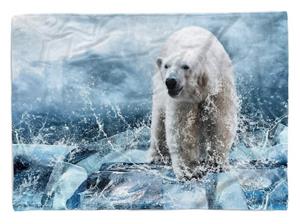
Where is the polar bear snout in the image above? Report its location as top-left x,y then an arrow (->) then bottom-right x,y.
165,77 -> 183,97
165,77 -> 177,89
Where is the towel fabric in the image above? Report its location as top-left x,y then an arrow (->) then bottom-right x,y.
12,12 -> 288,210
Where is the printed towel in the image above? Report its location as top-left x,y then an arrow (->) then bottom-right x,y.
12,12 -> 288,210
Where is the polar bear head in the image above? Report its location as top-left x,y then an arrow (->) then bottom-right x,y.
157,50 -> 220,103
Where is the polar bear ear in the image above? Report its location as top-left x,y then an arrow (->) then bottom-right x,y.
156,58 -> 163,68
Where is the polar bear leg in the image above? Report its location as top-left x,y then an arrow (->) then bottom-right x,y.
205,127 -> 232,172
213,98 -> 236,171
165,102 -> 203,180
149,105 -> 171,165
203,115 -> 234,172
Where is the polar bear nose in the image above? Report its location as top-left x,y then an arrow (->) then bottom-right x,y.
165,77 -> 177,89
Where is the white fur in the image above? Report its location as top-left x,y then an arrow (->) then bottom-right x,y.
149,26 -> 238,180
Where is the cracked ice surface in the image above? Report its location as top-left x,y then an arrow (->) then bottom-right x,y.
13,124 -> 287,210
12,13 -> 288,210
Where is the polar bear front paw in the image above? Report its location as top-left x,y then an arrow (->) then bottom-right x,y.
149,149 -> 171,165
173,163 -> 208,181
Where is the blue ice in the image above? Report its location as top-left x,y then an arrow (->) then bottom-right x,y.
13,124 -> 288,210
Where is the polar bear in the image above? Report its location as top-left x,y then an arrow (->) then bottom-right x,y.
149,26 -> 238,180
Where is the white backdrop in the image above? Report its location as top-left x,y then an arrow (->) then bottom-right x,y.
0,0 -> 299,223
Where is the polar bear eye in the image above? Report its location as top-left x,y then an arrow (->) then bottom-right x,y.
164,64 -> 170,69
181,65 -> 190,70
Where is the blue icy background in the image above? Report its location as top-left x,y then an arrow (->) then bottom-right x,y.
12,13 -> 288,210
